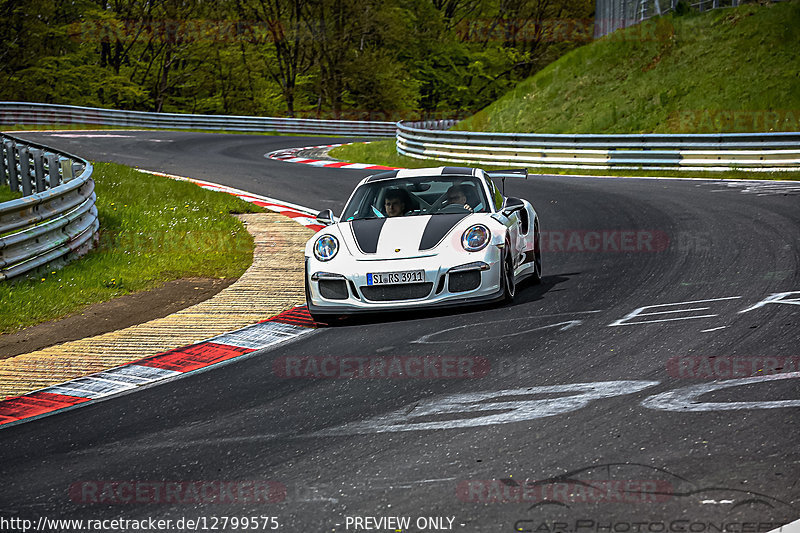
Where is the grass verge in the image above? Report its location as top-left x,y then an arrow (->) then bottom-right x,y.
0,161 -> 262,333
0,188 -> 22,203
329,140 -> 800,180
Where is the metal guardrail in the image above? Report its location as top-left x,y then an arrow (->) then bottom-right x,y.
0,102 -> 397,137
0,133 -> 98,281
396,122 -> 800,171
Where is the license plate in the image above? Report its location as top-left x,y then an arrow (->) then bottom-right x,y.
367,270 -> 425,285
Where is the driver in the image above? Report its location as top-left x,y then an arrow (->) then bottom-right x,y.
444,185 -> 473,212
384,188 -> 408,217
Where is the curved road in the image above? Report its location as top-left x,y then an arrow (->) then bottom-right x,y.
1,131 -> 798,531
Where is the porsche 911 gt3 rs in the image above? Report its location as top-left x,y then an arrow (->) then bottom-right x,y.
304,166 -> 541,321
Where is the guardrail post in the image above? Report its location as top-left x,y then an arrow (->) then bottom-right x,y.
0,143 -> 7,188
47,153 -> 61,188
18,147 -> 33,196
60,157 -> 74,181
4,141 -> 19,192
19,146 -> 33,196
32,148 -> 47,192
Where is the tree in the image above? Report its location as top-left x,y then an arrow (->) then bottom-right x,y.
236,0 -> 313,116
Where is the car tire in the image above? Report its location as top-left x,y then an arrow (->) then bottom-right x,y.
501,239 -> 516,303
531,219 -> 542,285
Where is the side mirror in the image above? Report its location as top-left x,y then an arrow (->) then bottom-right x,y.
501,197 -> 525,217
316,209 -> 337,226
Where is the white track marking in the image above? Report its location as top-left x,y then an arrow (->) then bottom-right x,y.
711,181 -> 800,196
49,133 -> 134,138
701,326 -> 728,333
641,372 -> 800,412
310,381 -> 660,435
768,519 -> 800,533
412,312 -> 601,344
614,315 -> 720,325
413,320 -> 583,344
738,291 -> 800,313
609,296 -> 742,326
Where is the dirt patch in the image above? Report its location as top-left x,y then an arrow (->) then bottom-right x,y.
0,277 -> 235,359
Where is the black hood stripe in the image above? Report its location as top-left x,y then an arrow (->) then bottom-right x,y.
351,218 -> 386,254
419,214 -> 469,251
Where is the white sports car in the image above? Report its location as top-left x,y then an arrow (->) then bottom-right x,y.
304,166 -> 541,321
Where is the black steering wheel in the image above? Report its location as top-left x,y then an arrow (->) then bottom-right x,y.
439,203 -> 471,214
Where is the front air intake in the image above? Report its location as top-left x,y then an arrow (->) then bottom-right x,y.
360,283 -> 433,301
319,279 -> 349,300
448,271 -> 481,293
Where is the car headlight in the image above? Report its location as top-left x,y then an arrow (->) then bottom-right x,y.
313,235 -> 339,261
461,225 -> 490,252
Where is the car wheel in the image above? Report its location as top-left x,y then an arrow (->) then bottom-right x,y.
501,240 -> 516,302
531,219 -> 542,284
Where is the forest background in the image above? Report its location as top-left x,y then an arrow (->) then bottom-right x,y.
0,0 -> 593,121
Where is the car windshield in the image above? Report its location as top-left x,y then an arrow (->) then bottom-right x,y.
340,175 -> 490,221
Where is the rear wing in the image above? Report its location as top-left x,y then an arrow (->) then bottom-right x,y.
485,168 -> 529,180
485,168 -> 528,194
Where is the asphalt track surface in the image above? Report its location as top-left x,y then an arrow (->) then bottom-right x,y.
1,132 -> 798,532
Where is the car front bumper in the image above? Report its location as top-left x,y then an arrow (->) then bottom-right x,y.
305,248 -> 505,315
